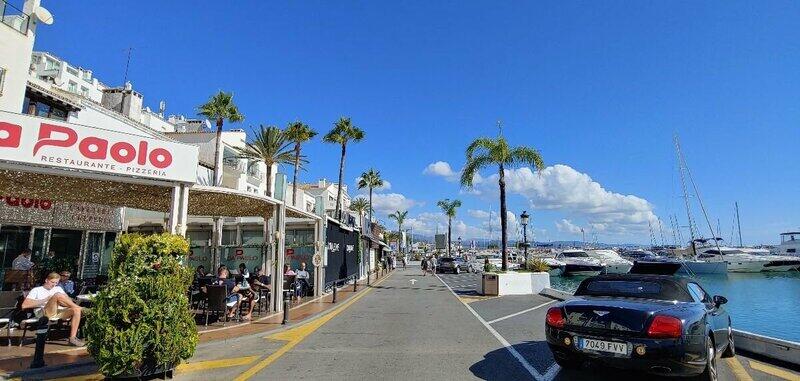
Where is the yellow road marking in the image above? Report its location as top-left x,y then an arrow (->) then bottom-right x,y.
41,355 -> 260,380
749,359 -> 800,380
175,355 -> 259,373
233,276 -> 388,381
725,358 -> 754,381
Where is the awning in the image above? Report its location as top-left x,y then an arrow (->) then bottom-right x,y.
26,81 -> 82,112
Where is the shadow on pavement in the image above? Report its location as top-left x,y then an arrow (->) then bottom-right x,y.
470,341 -> 681,381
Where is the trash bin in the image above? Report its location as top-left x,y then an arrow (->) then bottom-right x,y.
482,273 -> 499,296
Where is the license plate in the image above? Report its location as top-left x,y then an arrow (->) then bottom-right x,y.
579,338 -> 628,355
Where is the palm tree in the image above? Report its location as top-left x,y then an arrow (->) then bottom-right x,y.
437,199 -> 462,257
236,125 -> 297,197
388,210 -> 408,253
284,121 -> 317,206
197,91 -> 244,186
357,168 -> 384,226
460,135 -> 544,271
349,197 -> 371,230
323,117 -> 365,220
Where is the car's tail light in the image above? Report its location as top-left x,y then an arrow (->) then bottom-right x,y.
647,315 -> 682,338
546,307 -> 565,329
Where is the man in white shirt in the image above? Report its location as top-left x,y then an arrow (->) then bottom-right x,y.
11,249 -> 34,270
22,272 -> 84,346
295,262 -> 310,298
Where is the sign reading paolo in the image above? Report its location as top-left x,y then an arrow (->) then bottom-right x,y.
0,113 -> 198,183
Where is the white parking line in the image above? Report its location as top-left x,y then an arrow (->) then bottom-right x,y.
436,274 -> 559,381
485,300 -> 556,325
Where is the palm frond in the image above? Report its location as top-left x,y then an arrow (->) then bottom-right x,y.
508,147 -> 545,171
465,137 -> 496,160
460,153 -> 494,187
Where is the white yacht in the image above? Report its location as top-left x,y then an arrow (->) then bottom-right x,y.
531,254 -> 566,276
555,249 -> 605,276
586,249 -> 633,274
696,244 -> 800,273
774,232 -> 800,256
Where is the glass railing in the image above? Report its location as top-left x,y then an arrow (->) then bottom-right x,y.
1,0 -> 30,35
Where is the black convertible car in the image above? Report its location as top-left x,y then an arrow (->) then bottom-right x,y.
545,274 -> 734,380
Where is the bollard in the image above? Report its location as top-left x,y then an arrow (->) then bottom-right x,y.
30,317 -> 49,369
367,272 -> 371,286
353,277 -> 358,292
282,290 -> 291,325
332,285 -> 338,303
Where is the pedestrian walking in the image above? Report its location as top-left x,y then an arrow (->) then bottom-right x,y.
421,256 -> 428,276
401,256 -> 407,270
429,256 -> 437,275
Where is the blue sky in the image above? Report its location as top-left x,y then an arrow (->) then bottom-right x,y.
37,1 -> 800,245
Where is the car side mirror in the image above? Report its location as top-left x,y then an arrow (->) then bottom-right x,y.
713,295 -> 727,307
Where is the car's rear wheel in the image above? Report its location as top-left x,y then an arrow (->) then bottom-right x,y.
695,338 -> 718,381
722,327 -> 736,358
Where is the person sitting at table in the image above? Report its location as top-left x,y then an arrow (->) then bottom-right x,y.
295,262 -> 310,298
58,271 -> 76,297
249,267 -> 270,291
238,263 -> 250,278
194,265 -> 206,280
283,264 -> 296,276
12,249 -> 35,271
21,272 -> 84,346
205,267 -> 254,321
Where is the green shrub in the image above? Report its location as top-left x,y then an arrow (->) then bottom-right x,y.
525,258 -> 551,272
85,233 -> 198,377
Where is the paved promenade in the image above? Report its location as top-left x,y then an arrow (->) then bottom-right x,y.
8,267 -> 800,380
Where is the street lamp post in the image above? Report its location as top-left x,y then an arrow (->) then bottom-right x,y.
520,211 -> 530,265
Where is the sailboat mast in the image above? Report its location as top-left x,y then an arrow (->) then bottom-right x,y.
735,201 -> 743,247
674,136 -> 697,243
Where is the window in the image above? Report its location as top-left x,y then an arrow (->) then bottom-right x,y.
221,229 -> 238,245
45,58 -> 60,70
687,283 -> 711,304
80,87 -> 89,97
0,67 -> 5,96
66,66 -> 78,76
68,81 -> 77,93
788,249 -> 796,253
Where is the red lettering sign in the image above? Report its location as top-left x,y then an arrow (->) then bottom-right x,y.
30,122 -> 173,168
0,122 -> 22,148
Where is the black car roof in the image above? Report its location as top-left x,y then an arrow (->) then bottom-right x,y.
574,274 -> 695,302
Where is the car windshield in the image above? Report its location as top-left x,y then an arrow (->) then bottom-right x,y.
575,278 -> 693,302
440,258 -> 454,262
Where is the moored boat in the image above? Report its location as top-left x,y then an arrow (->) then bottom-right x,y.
556,249 -> 605,276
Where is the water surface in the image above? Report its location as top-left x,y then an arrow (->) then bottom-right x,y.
549,271 -> 800,343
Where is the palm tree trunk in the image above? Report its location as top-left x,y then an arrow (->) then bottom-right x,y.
213,118 -> 224,186
335,143 -> 346,220
266,163 -> 274,198
499,164 -> 508,271
292,142 -> 301,206
447,217 -> 452,258
368,187 -> 373,227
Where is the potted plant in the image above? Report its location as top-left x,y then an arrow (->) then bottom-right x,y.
85,233 -> 198,379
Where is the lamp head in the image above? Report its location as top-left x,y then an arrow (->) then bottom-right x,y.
520,210 -> 530,226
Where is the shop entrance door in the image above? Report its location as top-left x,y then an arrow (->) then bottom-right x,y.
48,229 -> 83,276
31,227 -> 50,262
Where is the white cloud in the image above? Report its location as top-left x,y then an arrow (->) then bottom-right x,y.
475,164 -> 660,236
370,193 -> 416,214
354,177 -> 391,191
468,209 -> 491,219
405,211 -> 488,239
556,219 -> 583,234
423,161 -> 457,180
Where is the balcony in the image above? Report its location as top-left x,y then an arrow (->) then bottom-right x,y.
1,0 -> 30,35
246,166 -> 263,187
